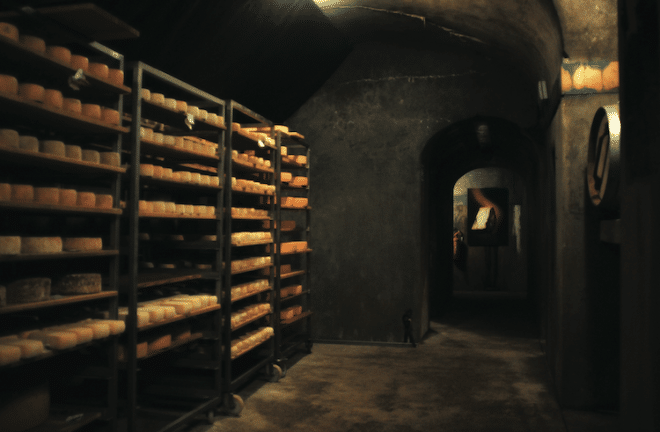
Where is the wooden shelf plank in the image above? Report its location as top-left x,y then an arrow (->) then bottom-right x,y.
280,270 -> 306,280
0,200 -> 122,216
140,100 -> 225,133
0,249 -> 118,262
137,211 -> 216,220
138,138 -> 219,164
231,214 -> 271,221
232,157 -> 274,174
139,175 -> 222,192
231,239 -> 273,247
137,304 -> 221,332
123,270 -> 205,290
281,311 -> 312,327
140,333 -> 203,361
231,187 -> 275,197
280,248 -> 313,256
230,310 -> 271,332
230,286 -> 272,304
230,263 -> 272,276
0,291 -> 117,314
230,334 -> 273,361
0,145 -> 126,175
280,290 -> 310,302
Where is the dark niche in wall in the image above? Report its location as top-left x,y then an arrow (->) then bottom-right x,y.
467,188 -> 509,246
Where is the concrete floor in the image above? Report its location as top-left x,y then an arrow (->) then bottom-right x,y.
182,292 -> 618,432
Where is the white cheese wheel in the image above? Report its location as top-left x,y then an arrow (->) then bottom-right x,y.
62,237 -> 102,252
0,22 -> 19,41
108,68 -> 124,86
50,325 -> 93,344
118,309 -> 150,327
18,136 -> 39,152
100,151 -> 120,166
175,100 -> 188,112
82,149 -> 100,163
152,133 -> 164,143
88,62 -> 109,79
140,127 -> 153,140
138,200 -> 153,213
152,165 -> 163,178
43,89 -> 63,109
165,202 -> 176,213
163,135 -> 175,145
59,189 -> 77,206
76,321 -> 109,339
0,74 -> 18,95
0,129 -> 19,148
40,140 -> 65,156
179,171 -> 192,182
151,93 -> 165,105
19,35 -> 46,53
95,194 -> 113,209
70,55 -> 89,71
18,83 -> 45,102
89,319 -> 125,335
164,98 -> 176,109
28,330 -> 78,349
34,187 -> 59,205
45,46 -> 71,65
148,334 -> 171,353
76,192 -> 96,207
190,172 -> 201,184
0,339 -> 45,359
140,88 -> 151,101
0,345 -> 21,365
160,301 -> 192,315
82,103 -> 101,119
53,273 -> 102,294
6,278 -> 51,304
63,98 -> 82,114
0,237 -> 21,255
138,306 -> 165,322
153,201 -> 166,213
101,107 -> 120,125
186,106 -> 199,117
175,204 -> 185,214
140,164 -> 154,176
184,205 -> 194,215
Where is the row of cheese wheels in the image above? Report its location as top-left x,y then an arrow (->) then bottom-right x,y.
258,196 -> 309,208
0,76 -> 120,124
138,200 -> 215,216
281,284 -> 304,298
230,279 -> 270,300
281,305 -> 304,321
232,150 -> 272,169
231,177 -> 276,195
118,323 -> 197,360
231,231 -> 272,245
140,163 -> 220,186
265,241 -> 308,254
280,172 -> 308,187
231,256 -> 271,273
241,125 -> 305,142
262,220 -> 296,231
230,303 -> 271,328
118,294 -> 219,327
139,262 -> 213,270
139,128 -> 218,156
136,233 -> 217,242
230,326 -> 275,359
235,124 -> 277,148
0,129 -> 121,165
231,207 -> 269,219
282,154 -> 307,166
0,237 -> 102,255
140,89 -> 224,127
0,183 -> 114,209
0,274 -> 102,308
0,318 -> 125,365
0,22 -> 124,86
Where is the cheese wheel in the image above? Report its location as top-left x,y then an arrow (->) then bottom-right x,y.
148,334 -> 171,353
194,205 -> 205,215
108,68 -> 124,86
40,140 -> 65,156
140,88 -> 151,101
172,172 -> 182,182
179,171 -> 192,182
175,100 -> 188,112
63,98 -> 82,114
59,189 -> 76,206
164,202 -> 176,213
186,106 -> 199,117
43,89 -> 64,109
0,339 -> 45,359
101,107 -> 120,125
151,93 -> 165,105
152,165 -> 163,178
118,309 -> 150,327
138,200 -> 153,213
28,330 -> 78,349
207,113 -> 219,125
88,62 -> 109,79
140,127 -> 154,140
206,206 -> 215,216
76,192 -> 95,207
45,46 -> 71,65
198,109 -> 208,121
70,55 -> 89,71
210,176 -> 220,187
152,133 -> 164,143
193,143 -> 203,154
153,201 -> 166,213
185,205 -> 194,215
140,164 -> 154,176
175,204 -> 185,214
137,306 -> 164,322
0,74 -> 18,95
191,173 -> 201,184
0,129 -> 19,148
6,278 -> 51,304
82,103 -> 101,119
52,325 -> 93,344
18,83 -> 45,102
34,187 -> 59,205
0,22 -> 19,41
281,172 -> 293,183
100,151 -> 120,166
199,175 -> 211,186
174,136 -> 185,148
183,139 -> 193,151
53,273 -> 102,294
62,237 -> 102,251
0,345 -> 21,365
95,194 -> 113,209
19,35 -> 46,53
295,155 -> 307,165
89,319 -> 125,335
160,301 -> 192,314
163,135 -> 175,146
82,149 -> 100,163
20,237 -> 61,254
76,321 -> 109,339
164,98 -> 177,109
18,136 -> 39,152
0,236 -> 21,255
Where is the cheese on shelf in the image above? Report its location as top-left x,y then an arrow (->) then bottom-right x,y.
0,74 -> 18,95
160,300 -> 192,315
34,187 -> 60,205
101,107 -> 120,125
108,68 -> 124,86
140,164 -> 154,176
18,83 -> 45,102
50,325 -> 93,344
21,237 -> 62,254
88,62 -> 109,78
151,93 -> 165,105
40,140 -> 65,156
62,237 -> 102,252
175,100 -> 188,112
153,201 -> 166,213
0,344 -> 21,365
164,98 -> 176,109
65,145 -> 82,160
82,149 -> 100,163
0,339 -> 45,359
81,103 -> 101,119
95,194 -> 113,209
0,22 -> 19,41
0,183 -> 9,201
59,189 -> 77,206
27,330 -> 77,349
63,98 -> 82,114
45,46 -> 71,65
0,236 -> 21,255
148,334 -> 172,354
0,285 -> 6,307
19,35 -> 46,53
152,133 -> 164,143
140,88 -> 151,101
281,172 -> 293,183
76,191 -> 96,207
140,127 -> 153,140
77,320 -> 110,339
138,306 -> 164,323
162,168 -> 173,179
163,135 -> 175,145
100,151 -> 120,166
118,309 -> 150,327
43,89 -> 64,109
52,273 -> 102,294
18,136 -> 39,152
70,55 -> 89,71
0,129 -> 19,148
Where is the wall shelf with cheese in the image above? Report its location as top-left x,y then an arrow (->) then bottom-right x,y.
120,62 -> 225,432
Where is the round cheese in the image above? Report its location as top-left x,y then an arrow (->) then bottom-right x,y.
148,334 -> 172,353
11,184 -> 34,202
0,236 -> 21,255
183,140 -> 193,151
175,204 -> 185,214
100,151 -> 120,166
21,237 -> 62,254
140,88 -> 151,101
6,278 -> 51,304
151,93 -> 165,105
153,201 -> 166,213
18,83 -> 45,102
199,175 -> 211,186
190,173 -> 201,184
210,176 -> 220,187
164,98 -> 176,109
76,192 -> 96,207
152,165 -> 163,178
186,106 -> 199,118
19,35 -> 46,53
194,205 -> 205,215
198,109 -> 208,121
18,136 -> 39,152
0,74 -> 18,95
179,171 -> 192,183
152,133 -> 164,143
140,127 -> 154,140
0,129 -> 19,148
76,321 -> 109,339
0,339 -> 45,359
70,55 -> 89,71
81,103 -> 101,119
206,206 -> 216,216
45,46 -> 71,66
162,168 -> 173,179
164,202 -> 176,213
0,22 -> 19,41
95,194 -> 113,209
160,301 -> 192,315
82,150 -> 100,163
172,136 -> 184,148
52,273 -> 102,295
140,164 -> 154,177
207,113 -> 219,125
193,143 -> 203,153
101,107 -> 120,125
137,306 -> 164,322
43,89 -> 63,109
88,62 -> 109,79
59,189 -> 76,206
0,183 -> 11,201
63,98 -> 82,114
172,172 -> 181,182
0,345 -> 21,365
62,237 -> 102,251
138,200 -> 153,213
176,100 -> 188,113
40,140 -> 65,156
108,68 -> 124,86
184,205 -> 194,215
88,319 -> 125,335
52,325 -> 93,344
163,135 -> 175,146
34,187 -> 59,205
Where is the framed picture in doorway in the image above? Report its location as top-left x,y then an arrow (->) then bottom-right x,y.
467,188 -> 509,246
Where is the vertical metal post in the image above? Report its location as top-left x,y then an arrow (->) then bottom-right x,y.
222,101 -> 234,397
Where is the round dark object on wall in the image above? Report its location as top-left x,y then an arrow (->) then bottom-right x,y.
587,103 -> 621,214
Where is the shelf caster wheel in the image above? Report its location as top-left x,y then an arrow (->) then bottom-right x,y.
225,394 -> 244,416
279,362 -> 288,378
305,339 -> 313,353
206,410 -> 215,424
268,364 -> 282,382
